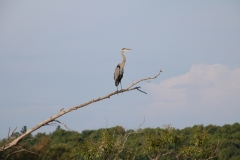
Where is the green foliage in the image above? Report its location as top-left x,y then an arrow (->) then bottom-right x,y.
1,123 -> 240,160
144,125 -> 183,159
180,126 -> 219,159
79,128 -> 135,160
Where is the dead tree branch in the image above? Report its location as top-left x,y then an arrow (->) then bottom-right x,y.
7,127 -> 17,140
115,117 -> 145,157
4,145 -> 37,160
0,69 -> 162,152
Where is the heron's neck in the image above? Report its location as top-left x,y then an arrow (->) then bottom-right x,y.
121,51 -> 126,67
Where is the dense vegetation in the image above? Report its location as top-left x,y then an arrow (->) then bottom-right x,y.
0,123 -> 240,160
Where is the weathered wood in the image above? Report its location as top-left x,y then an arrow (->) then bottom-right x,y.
0,69 -> 162,152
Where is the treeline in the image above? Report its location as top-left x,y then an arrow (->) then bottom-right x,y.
0,123 -> 240,160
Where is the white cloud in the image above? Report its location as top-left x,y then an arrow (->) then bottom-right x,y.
144,64 -> 240,127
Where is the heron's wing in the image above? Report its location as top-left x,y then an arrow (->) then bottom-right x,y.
114,65 -> 121,80
114,65 -> 124,80
121,67 -> 124,78
114,64 -> 124,86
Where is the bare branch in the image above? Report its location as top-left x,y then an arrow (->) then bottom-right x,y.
137,88 -> 147,94
4,145 -> 37,160
0,70 -> 162,152
54,120 -> 69,130
116,117 -> 145,157
7,127 -> 17,140
134,116 -> 145,132
7,128 -> 10,140
11,128 -> 17,138
126,69 -> 162,90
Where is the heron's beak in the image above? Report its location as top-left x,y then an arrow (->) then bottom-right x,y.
125,48 -> 132,51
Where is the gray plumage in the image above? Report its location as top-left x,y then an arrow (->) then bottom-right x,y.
114,48 -> 131,91
114,64 -> 124,87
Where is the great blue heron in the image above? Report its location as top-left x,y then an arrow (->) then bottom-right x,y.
114,48 -> 132,92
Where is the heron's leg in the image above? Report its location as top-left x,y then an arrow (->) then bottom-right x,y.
120,82 -> 123,93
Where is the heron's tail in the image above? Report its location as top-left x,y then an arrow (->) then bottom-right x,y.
115,80 -> 119,86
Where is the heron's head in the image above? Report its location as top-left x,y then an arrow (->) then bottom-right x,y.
122,48 -> 132,52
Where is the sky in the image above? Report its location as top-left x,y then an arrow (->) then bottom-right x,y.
0,1 -> 240,139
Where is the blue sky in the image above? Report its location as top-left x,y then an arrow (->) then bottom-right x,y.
0,1 -> 240,138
